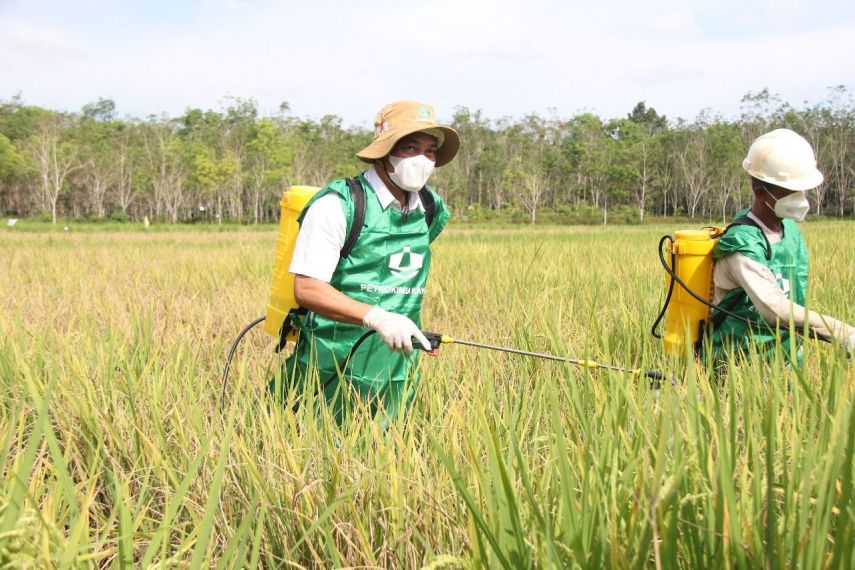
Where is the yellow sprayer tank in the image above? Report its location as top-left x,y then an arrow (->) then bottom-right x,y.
663,227 -> 723,355
263,185 -> 321,339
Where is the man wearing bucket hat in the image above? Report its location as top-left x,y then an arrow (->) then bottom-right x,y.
708,128 -> 855,362
281,100 -> 459,421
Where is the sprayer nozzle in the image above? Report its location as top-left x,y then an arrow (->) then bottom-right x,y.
643,370 -> 663,390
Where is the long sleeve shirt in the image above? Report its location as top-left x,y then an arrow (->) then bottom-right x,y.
713,211 -> 855,345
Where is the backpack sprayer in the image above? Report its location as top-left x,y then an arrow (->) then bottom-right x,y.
220,185 -> 665,406
650,228 -> 724,354
649,223 -> 827,354
263,185 -> 320,344
649,226 -> 778,355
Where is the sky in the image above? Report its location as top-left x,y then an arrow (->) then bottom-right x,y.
2,0 -> 854,128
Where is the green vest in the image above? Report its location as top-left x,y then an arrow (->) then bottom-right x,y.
286,173 -> 450,389
709,209 -> 809,358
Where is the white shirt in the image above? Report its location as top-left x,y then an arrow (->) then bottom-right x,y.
713,211 -> 855,343
289,166 -> 424,282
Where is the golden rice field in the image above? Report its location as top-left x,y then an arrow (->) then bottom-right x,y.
2,221 -> 854,568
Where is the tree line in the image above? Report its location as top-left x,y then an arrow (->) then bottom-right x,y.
1,87 -> 853,225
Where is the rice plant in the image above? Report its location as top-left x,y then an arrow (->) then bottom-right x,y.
1,222 -> 853,568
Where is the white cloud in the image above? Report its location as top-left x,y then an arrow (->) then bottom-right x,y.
0,18 -> 82,58
196,0 -> 252,10
1,0 -> 853,124
648,10 -> 700,36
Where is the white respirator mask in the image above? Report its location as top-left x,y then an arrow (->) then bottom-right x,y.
387,154 -> 435,192
765,187 -> 810,222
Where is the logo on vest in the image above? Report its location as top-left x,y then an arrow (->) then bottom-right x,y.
775,273 -> 791,296
389,246 -> 423,279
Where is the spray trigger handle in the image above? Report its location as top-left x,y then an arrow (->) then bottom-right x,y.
417,331 -> 444,356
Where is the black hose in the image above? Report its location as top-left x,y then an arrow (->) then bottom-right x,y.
650,235 -> 677,338
220,315 -> 266,407
220,313 -> 378,411
290,330 -> 376,413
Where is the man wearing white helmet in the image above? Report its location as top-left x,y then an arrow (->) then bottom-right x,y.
708,128 -> 855,361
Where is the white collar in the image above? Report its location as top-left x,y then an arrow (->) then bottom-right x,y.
363,166 -> 423,212
747,210 -> 783,243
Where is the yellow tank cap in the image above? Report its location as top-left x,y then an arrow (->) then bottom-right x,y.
283,185 -> 322,208
673,229 -> 714,241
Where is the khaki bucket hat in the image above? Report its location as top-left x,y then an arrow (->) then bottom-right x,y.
356,100 -> 460,167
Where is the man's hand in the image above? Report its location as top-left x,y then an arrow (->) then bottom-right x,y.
363,306 -> 430,353
845,331 -> 855,356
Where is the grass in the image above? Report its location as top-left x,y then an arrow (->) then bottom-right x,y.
1,222 -> 854,568
1,218 -> 280,233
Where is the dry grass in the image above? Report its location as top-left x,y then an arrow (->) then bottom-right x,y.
1,222 -> 854,568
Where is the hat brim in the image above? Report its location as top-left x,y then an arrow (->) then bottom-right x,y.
747,167 -> 825,192
356,126 -> 460,167
781,170 -> 824,192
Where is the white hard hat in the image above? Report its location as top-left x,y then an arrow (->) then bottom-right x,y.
742,129 -> 824,192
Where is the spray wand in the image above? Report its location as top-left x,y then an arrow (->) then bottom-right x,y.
417,332 -> 665,387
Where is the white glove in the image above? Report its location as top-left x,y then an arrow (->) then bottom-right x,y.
845,331 -> 855,356
363,306 -> 430,353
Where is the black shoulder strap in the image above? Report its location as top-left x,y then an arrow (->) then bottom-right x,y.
723,215 -> 772,261
341,178 -> 365,259
418,186 -> 436,228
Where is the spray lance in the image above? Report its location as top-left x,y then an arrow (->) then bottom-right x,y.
418,332 -> 664,384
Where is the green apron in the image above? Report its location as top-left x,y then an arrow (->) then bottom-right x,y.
278,173 -> 449,421
708,209 -> 809,361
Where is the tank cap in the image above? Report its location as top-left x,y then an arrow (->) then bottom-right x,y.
673,229 -> 712,241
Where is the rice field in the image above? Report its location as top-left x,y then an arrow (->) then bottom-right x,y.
1,221 -> 854,568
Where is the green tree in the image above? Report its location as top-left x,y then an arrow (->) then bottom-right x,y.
289,114 -> 354,185
0,132 -> 26,214
705,121 -> 745,220
672,114 -> 715,218
818,86 -> 855,216
568,114 -> 611,209
190,146 -> 239,224
81,97 -> 117,122
627,101 -> 668,135
607,118 -> 651,220
0,133 -> 25,184
111,122 -> 140,218
78,99 -> 124,218
246,118 -> 293,223
739,88 -> 785,145
219,98 -> 258,220
140,118 -> 187,222
28,112 -> 83,224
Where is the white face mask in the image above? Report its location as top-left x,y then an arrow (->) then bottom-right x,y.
387,154 -> 435,192
765,187 -> 810,222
